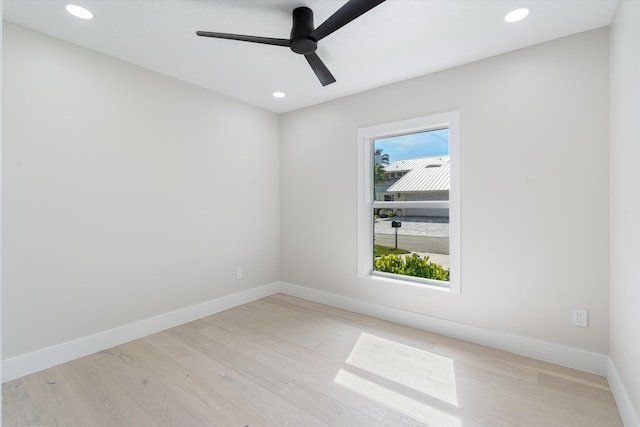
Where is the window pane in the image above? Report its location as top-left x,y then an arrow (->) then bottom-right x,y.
373,209 -> 450,280
373,129 -> 450,282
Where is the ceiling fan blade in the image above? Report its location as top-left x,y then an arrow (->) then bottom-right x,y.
310,0 -> 386,42
304,52 -> 336,86
196,31 -> 290,47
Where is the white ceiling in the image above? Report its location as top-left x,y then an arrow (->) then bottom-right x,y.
3,0 -> 618,113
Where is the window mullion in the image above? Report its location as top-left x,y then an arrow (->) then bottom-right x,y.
372,201 -> 450,209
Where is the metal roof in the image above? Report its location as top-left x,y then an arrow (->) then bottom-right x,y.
385,156 -> 449,192
384,156 -> 446,172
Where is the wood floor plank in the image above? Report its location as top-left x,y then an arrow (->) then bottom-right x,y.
143,331 -> 274,427
176,322 -> 383,426
89,345 -> 226,426
2,294 -> 624,426
201,317 -> 394,422
199,324 -> 389,426
2,367 -> 87,427
166,320 -> 329,426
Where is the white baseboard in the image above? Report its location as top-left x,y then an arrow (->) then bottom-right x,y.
2,282 -> 281,383
3,280 -> 612,384
279,282 -> 609,376
608,357 -> 640,427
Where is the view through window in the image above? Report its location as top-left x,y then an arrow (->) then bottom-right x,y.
372,128 -> 451,284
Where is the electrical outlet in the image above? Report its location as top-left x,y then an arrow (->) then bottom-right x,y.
573,309 -> 588,327
236,267 -> 243,280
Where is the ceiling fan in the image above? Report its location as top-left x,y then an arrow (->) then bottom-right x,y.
196,0 -> 386,86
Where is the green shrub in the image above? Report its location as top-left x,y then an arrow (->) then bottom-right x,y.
374,253 -> 450,281
374,245 -> 410,256
378,209 -> 395,218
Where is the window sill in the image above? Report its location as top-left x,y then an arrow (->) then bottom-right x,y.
368,272 -> 456,294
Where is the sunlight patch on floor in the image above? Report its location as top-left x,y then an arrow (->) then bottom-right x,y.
335,369 -> 461,427
346,332 -> 458,406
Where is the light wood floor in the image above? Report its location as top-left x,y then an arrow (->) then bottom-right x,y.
3,294 -> 623,426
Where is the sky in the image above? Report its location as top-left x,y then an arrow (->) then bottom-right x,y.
375,128 -> 449,163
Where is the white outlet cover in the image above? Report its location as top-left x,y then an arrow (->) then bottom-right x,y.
573,309 -> 588,327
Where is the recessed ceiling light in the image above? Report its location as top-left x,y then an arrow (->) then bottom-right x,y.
504,7 -> 529,23
66,4 -> 93,20
273,92 -> 286,98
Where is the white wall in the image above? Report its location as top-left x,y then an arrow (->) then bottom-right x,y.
609,0 -> 640,422
280,28 -> 610,354
1,8 -> 4,424
2,22 -> 280,359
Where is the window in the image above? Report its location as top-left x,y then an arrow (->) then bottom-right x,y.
357,112 -> 460,293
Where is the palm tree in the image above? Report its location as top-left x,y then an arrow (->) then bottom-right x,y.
374,149 -> 390,184
374,148 -> 390,165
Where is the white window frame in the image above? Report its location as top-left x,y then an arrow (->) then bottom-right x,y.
357,112 -> 461,294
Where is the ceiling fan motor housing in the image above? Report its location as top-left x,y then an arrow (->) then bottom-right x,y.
290,7 -> 317,55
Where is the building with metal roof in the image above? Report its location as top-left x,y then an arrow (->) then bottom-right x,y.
377,155 -> 450,217
385,156 -> 449,193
